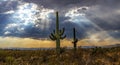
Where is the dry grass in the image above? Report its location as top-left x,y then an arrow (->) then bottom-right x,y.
0,47 -> 120,65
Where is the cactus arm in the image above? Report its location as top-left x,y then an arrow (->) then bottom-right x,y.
49,33 -> 57,40
60,35 -> 66,39
50,33 -> 56,38
72,39 -> 78,43
49,35 -> 56,40
59,28 -> 65,36
75,39 -> 78,43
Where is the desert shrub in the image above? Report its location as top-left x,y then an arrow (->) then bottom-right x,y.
5,56 -> 15,65
91,47 -> 105,55
60,47 -> 67,54
0,47 -> 120,65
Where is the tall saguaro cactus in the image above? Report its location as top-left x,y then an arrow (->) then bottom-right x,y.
72,28 -> 78,51
49,12 -> 66,54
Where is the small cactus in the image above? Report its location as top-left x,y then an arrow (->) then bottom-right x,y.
49,12 -> 66,54
72,28 -> 78,51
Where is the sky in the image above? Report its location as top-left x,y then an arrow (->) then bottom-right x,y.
0,0 -> 120,48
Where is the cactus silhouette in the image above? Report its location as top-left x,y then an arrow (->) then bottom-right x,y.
49,12 -> 66,54
72,28 -> 78,51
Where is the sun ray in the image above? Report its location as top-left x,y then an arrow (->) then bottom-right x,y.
4,2 -> 55,32
65,7 -> 114,42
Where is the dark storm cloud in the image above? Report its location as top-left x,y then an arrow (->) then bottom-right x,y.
0,0 -> 120,39
0,1 -> 19,13
24,0 -> 120,9
85,5 -> 120,30
24,0 -> 81,9
0,14 -> 13,35
24,0 -> 120,30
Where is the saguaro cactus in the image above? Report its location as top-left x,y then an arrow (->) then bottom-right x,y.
49,12 -> 66,54
72,28 -> 78,51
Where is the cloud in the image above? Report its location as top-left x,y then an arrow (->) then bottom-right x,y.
86,5 -> 120,30
9,2 -> 55,30
0,1 -> 55,38
65,6 -> 90,24
4,31 -> 11,35
2,10 -> 15,14
24,0 -> 81,9
0,0 -> 22,13
0,0 -> 120,40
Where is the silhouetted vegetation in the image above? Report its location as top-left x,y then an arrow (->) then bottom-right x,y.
0,47 -> 120,65
49,12 -> 66,54
72,28 -> 78,52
